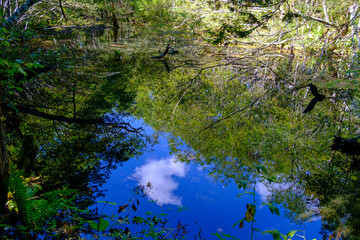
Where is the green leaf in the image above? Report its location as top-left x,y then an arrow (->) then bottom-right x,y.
2,40 -> 10,48
98,218 -> 109,231
212,232 -> 226,240
256,164 -> 267,173
132,216 -> 144,224
89,221 -> 98,230
212,232 -> 241,240
281,233 -> 288,239
238,180 -> 248,189
25,61 -> 44,69
0,59 -> 8,67
262,202 -> 280,216
287,230 -> 299,238
263,229 -> 282,240
232,219 -> 244,228
16,65 -> 27,76
89,218 -> 109,231
97,200 -> 117,205
177,206 -> 188,212
274,207 -> 280,216
264,176 -> 276,183
237,191 -> 255,198
222,233 -> 232,237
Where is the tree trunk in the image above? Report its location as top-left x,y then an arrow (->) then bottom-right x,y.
111,2 -> 119,29
0,91 -> 9,218
323,0 -> 329,22
5,0 -> 40,26
349,4 -> 360,53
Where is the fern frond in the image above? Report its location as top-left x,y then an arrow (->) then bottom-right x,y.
8,169 -> 78,230
8,169 -> 32,225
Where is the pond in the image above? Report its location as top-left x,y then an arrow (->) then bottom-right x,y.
100,120 -> 322,239
2,23 -> 359,239
77,25 -> 332,239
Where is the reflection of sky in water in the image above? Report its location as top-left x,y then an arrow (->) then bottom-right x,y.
100,120 -> 322,239
133,156 -> 188,206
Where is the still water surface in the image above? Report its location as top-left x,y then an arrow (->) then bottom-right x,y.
61,25 -> 355,239
98,121 -> 322,239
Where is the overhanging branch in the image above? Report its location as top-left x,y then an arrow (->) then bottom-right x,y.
15,105 -> 143,135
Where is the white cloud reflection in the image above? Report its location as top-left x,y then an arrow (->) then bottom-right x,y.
133,156 -> 187,206
255,182 -> 271,202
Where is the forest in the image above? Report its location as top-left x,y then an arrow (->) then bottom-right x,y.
1,0 -> 360,239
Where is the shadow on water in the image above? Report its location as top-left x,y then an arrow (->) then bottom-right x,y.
2,23 -> 360,239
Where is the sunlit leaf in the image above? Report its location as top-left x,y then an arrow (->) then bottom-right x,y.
244,203 -> 256,222
287,230 -> 299,238
281,233 -> 288,239
16,65 -> 27,76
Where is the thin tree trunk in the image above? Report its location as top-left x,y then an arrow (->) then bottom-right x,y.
111,2 -> 119,29
349,4 -> 360,53
0,89 -> 9,218
59,0 -> 67,22
5,0 -> 40,26
323,0 -> 329,22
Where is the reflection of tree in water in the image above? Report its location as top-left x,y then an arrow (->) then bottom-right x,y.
2,23 -> 360,237
132,48 -> 360,238
0,41 -> 148,238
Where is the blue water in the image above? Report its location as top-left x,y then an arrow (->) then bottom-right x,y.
98,120 -> 322,239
